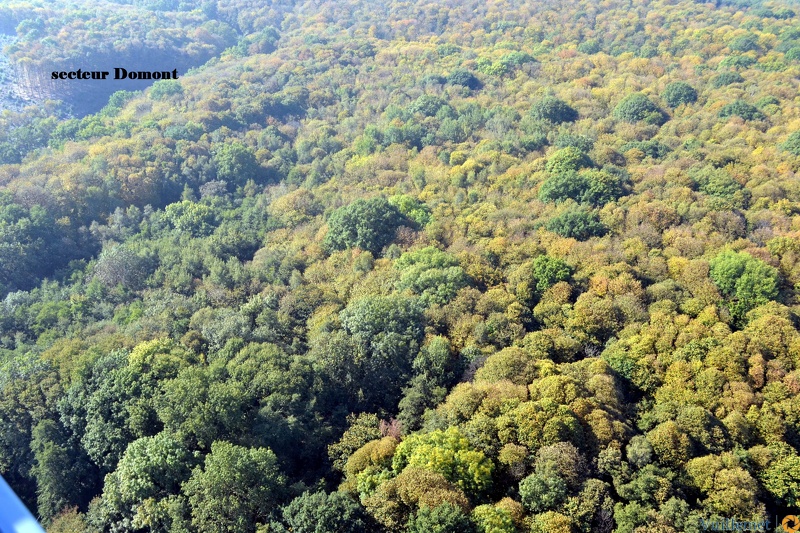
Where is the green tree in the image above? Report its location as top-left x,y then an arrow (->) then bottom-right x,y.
99,432 -> 194,530
539,170 -> 627,206
471,504 -> 515,533
538,172 -> 590,204
413,336 -> 457,385
0,198 -> 85,294
399,336 -> 459,430
78,363 -> 140,473
532,255 -> 572,294
30,419 -> 98,524
519,472 -> 568,513
389,195 -> 431,226
780,131 -> 800,156
46,507 -> 91,533
324,197 -> 405,254
280,491 -> 369,533
692,166 -> 746,204
326,295 -> 425,410
392,427 -> 494,494
398,374 -> 448,432
662,82 -> 698,108
761,447 -> 800,507
626,435 -> 653,468
711,71 -> 744,88
185,441 -> 286,533
395,247 -> 469,305
328,413 -> 381,472
340,295 -> 424,348
410,95 -> 447,117
93,246 -> 152,290
555,133 -> 594,152
545,208 -> 606,240
530,511 -> 577,533
728,34 -> 759,52
709,250 -> 780,324
407,502 -> 476,533
530,97 -> 578,123
362,467 -> 470,531
214,142 -> 261,186
447,68 -> 481,89
646,421 -> 691,467
156,366 -> 249,450
718,101 -> 765,121
581,170 -> 630,205
344,436 -> 397,487
165,201 -> 215,236
685,453 -> 759,516
719,55 -> 756,68
545,147 -> 592,174
620,139 -> 670,158
613,93 -> 666,125
577,39 -> 600,54
534,442 -> 587,489
150,80 -> 183,100
613,501 -> 649,533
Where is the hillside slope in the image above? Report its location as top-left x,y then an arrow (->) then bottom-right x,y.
1,0 -> 800,531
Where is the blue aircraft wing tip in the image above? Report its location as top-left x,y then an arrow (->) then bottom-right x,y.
0,475 -> 45,533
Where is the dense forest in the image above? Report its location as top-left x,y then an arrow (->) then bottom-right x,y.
1,0 -> 800,531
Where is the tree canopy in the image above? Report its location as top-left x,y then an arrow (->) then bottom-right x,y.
613,93 -> 667,125
2,0 -> 800,531
324,197 -> 405,254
